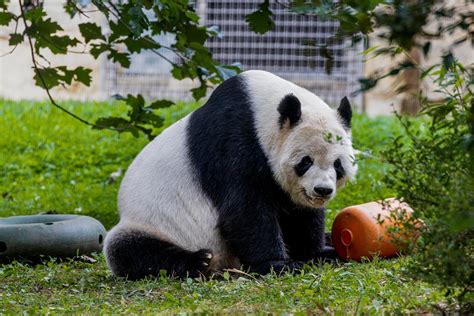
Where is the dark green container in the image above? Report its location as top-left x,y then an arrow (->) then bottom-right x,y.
0,215 -> 106,262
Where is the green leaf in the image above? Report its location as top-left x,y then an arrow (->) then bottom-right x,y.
125,94 -> 145,111
30,17 -> 62,35
358,77 -> 378,92
8,33 -> 23,46
90,43 -> 110,59
94,117 -> 131,130
420,64 -> 438,80
24,7 -> 46,22
33,67 -> 61,89
108,50 -> 131,68
108,20 -> 130,43
0,11 -> 13,26
74,67 -> 93,87
171,66 -> 183,80
358,45 -> 379,56
142,112 -> 164,127
121,36 -> 160,54
319,47 -> 333,60
215,65 -> 239,80
79,22 -> 105,43
127,4 -> 149,37
47,35 -> 80,54
442,52 -> 455,70
191,83 -> 207,100
206,25 -> 222,38
324,59 -> 334,75
148,100 -> 174,109
245,0 -> 275,34
183,25 -> 208,45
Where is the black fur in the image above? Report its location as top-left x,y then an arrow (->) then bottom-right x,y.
280,208 -> 338,262
334,158 -> 345,180
338,96 -> 352,129
105,229 -> 212,280
277,93 -> 302,128
295,156 -> 313,177
187,75 -> 334,274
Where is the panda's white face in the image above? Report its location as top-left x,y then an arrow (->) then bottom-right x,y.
240,70 -> 357,209
275,124 -> 357,208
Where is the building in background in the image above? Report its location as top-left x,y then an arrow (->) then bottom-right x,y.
103,0 -> 363,109
0,1 -> 471,115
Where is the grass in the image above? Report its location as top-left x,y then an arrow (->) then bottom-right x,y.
0,99 -> 455,313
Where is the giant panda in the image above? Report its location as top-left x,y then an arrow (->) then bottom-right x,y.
104,70 -> 357,280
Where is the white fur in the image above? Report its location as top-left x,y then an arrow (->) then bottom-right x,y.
242,70 -> 357,208
105,115 -> 227,255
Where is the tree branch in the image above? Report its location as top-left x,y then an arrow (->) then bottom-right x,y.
18,0 -> 132,132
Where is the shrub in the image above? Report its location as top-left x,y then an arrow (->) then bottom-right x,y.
383,59 -> 473,310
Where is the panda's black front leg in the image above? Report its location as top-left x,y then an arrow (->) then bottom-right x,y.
218,196 -> 303,275
279,208 -> 339,262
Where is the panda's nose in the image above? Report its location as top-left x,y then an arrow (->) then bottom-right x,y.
314,187 -> 333,197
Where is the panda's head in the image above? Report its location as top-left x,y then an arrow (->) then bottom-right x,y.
271,94 -> 357,209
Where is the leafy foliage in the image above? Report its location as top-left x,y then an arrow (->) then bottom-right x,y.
94,94 -> 176,140
383,60 -> 473,310
252,0 -> 472,85
1,0 -> 472,134
246,0 -> 275,34
0,0 -> 240,138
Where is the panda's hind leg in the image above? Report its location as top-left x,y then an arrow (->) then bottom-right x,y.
104,225 -> 213,280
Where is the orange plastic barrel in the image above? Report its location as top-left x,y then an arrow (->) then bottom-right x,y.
331,198 -> 416,261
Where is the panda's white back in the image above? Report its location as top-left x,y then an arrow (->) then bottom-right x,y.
116,115 -> 224,253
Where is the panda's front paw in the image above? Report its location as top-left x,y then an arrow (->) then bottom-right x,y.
185,249 -> 213,278
312,246 -> 339,263
250,260 -> 305,275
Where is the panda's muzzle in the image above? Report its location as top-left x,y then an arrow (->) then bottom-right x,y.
313,186 -> 333,197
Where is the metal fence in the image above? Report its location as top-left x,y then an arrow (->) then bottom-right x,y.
102,0 -> 363,109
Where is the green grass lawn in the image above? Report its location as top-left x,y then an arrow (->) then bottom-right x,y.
0,99 -> 455,313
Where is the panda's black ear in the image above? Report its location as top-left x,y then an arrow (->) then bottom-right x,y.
278,94 -> 301,128
337,96 -> 352,129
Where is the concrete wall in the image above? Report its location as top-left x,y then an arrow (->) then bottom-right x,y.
0,1 -> 103,100
363,0 -> 473,116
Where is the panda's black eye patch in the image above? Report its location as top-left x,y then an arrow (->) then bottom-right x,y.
295,156 -> 313,177
334,158 -> 345,180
